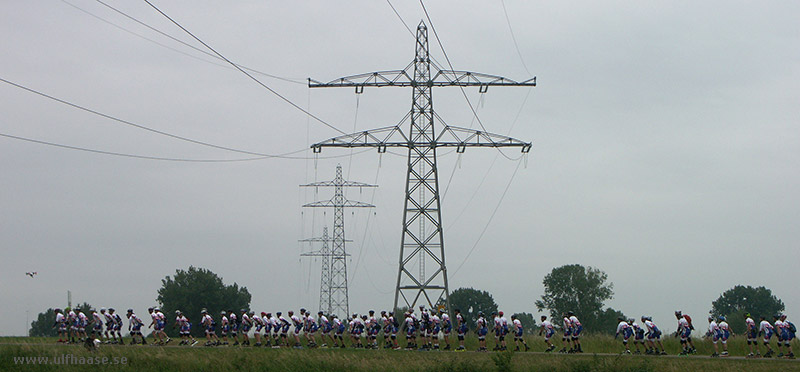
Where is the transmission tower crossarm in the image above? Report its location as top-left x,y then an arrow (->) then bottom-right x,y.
299,237 -> 353,243
309,64 -> 535,93
301,250 -> 351,256
308,63 -> 415,91
301,180 -> 378,188
303,200 -> 376,208
310,125 -> 409,153
431,69 -> 536,88
435,125 -> 532,153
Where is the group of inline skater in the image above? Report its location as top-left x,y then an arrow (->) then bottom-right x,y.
52,305 -> 795,358
612,310 -> 795,359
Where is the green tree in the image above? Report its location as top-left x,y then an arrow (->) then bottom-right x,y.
594,307 -> 627,335
511,312 -> 536,334
710,285 -> 785,334
157,266 -> 251,337
535,264 -> 614,333
29,308 -> 57,337
29,302 -> 94,337
445,287 -> 498,328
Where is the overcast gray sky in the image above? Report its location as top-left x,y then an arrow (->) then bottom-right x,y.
1,0 -> 798,336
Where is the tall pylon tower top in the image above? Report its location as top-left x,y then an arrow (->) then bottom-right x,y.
308,22 -> 534,313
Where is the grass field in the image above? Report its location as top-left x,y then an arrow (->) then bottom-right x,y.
2,335 -> 798,372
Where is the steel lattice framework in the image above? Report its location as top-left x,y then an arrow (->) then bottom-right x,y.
300,227 -> 330,313
301,164 -> 376,316
309,22 -> 534,313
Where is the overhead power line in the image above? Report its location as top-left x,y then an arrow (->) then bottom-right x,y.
419,0 -> 522,162
62,0 -> 264,79
386,0 -> 415,38
0,76 -> 274,157
0,131 -> 373,162
451,158 -> 523,278
142,0 -> 347,136
500,0 -> 532,75
78,0 -> 305,85
0,132 -> 270,162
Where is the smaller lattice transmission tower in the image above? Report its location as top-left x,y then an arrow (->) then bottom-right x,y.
301,164 -> 376,316
300,227 -> 352,314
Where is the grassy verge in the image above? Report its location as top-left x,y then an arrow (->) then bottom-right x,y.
1,336 -> 797,372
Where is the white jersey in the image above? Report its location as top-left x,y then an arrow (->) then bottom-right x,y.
569,315 -> 581,327
130,313 -> 143,327
774,319 -> 785,332
441,313 -> 450,325
103,312 -> 114,323
541,320 -> 553,331
708,320 -> 719,334
242,314 -> 251,326
202,314 -> 213,326
500,316 -> 508,328
616,321 -> 629,334
513,319 -> 522,330
746,317 -> 757,333
493,316 -> 502,330
291,315 -> 302,327
678,317 -> 690,332
644,320 -> 657,333
92,312 -> 102,324
759,320 -> 774,334
319,315 -> 329,327
404,316 -> 415,328
719,321 -> 730,332
56,313 -> 65,324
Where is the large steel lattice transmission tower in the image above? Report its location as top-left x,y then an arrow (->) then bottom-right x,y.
301,164 -> 376,316
308,22 -> 534,313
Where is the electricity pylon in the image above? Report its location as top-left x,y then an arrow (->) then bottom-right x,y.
309,22 -> 534,313
300,227 -> 352,314
301,164 -> 376,316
